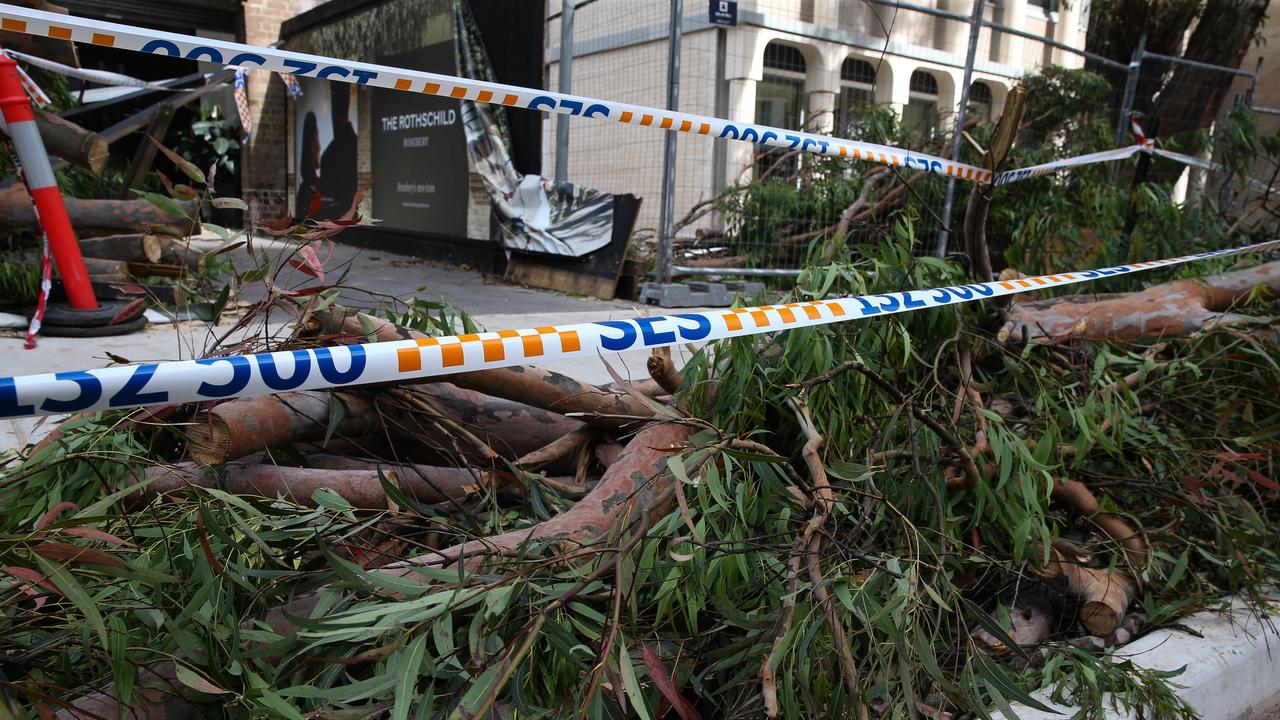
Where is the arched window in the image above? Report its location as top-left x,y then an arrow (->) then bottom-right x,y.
755,42 -> 807,176
763,43 -> 806,74
968,81 -> 994,122
837,58 -> 877,134
903,70 -> 940,136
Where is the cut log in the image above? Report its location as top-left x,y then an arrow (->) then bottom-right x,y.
1033,547 -> 1135,637
1000,259 -> 1280,343
155,239 -> 207,273
183,391 -> 379,466
76,233 -> 164,263
1,184 -> 200,234
19,253 -> 131,282
34,108 -> 108,173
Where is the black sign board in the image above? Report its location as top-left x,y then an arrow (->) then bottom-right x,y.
371,44 -> 469,237
708,0 -> 738,26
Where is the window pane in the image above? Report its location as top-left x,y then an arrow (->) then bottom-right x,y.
909,71 -> 939,96
837,86 -> 874,135
841,58 -> 876,85
903,99 -> 938,135
763,43 -> 806,73
755,74 -> 805,176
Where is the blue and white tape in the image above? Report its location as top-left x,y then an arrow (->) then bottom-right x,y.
0,240 -> 1275,420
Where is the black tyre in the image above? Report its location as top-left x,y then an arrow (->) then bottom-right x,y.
32,300 -> 146,328
39,315 -> 148,337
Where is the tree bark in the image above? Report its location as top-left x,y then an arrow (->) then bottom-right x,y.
1084,0 -> 1201,122
1,184 -> 200,234
373,421 -> 692,572
142,461 -> 534,507
183,391 -> 380,466
999,259 -> 1280,343
1033,547 -> 1136,636
1148,0 -> 1269,178
76,233 -> 165,263
34,109 -> 108,173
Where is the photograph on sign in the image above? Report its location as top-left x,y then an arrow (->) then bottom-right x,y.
294,79 -> 359,221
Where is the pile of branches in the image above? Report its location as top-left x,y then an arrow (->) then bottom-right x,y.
1,207 -> 1278,718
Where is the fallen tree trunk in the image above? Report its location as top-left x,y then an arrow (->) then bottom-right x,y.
34,108 -> 108,173
183,391 -> 379,466
1000,259 -> 1280,343
411,383 -> 586,465
142,461 -> 535,507
181,381 -> 587,469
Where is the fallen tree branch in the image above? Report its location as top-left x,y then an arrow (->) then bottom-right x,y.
372,421 -> 693,572
141,461 -> 518,507
1000,259 -> 1280,344
312,309 -> 658,425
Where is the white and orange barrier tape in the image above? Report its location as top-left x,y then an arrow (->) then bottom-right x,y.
1,240 -> 1275,420
0,4 -> 1222,186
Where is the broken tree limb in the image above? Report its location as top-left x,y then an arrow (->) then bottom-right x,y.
963,86 -> 1026,284
408,382 -> 586,464
647,347 -> 683,394
183,391 -> 379,466
516,427 -> 595,470
373,421 -> 693,572
34,108 -> 108,173
141,461 -> 528,507
1033,546 -> 1136,637
999,259 -> 1280,343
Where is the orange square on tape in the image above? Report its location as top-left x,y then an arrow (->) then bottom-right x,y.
397,347 -> 421,372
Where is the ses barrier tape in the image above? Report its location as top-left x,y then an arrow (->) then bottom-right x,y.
1,240 -> 1277,420
0,4 -> 1212,186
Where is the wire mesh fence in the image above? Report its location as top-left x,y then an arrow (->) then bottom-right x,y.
542,0 -> 1268,291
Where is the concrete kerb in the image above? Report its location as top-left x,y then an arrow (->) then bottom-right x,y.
1008,593 -> 1280,720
